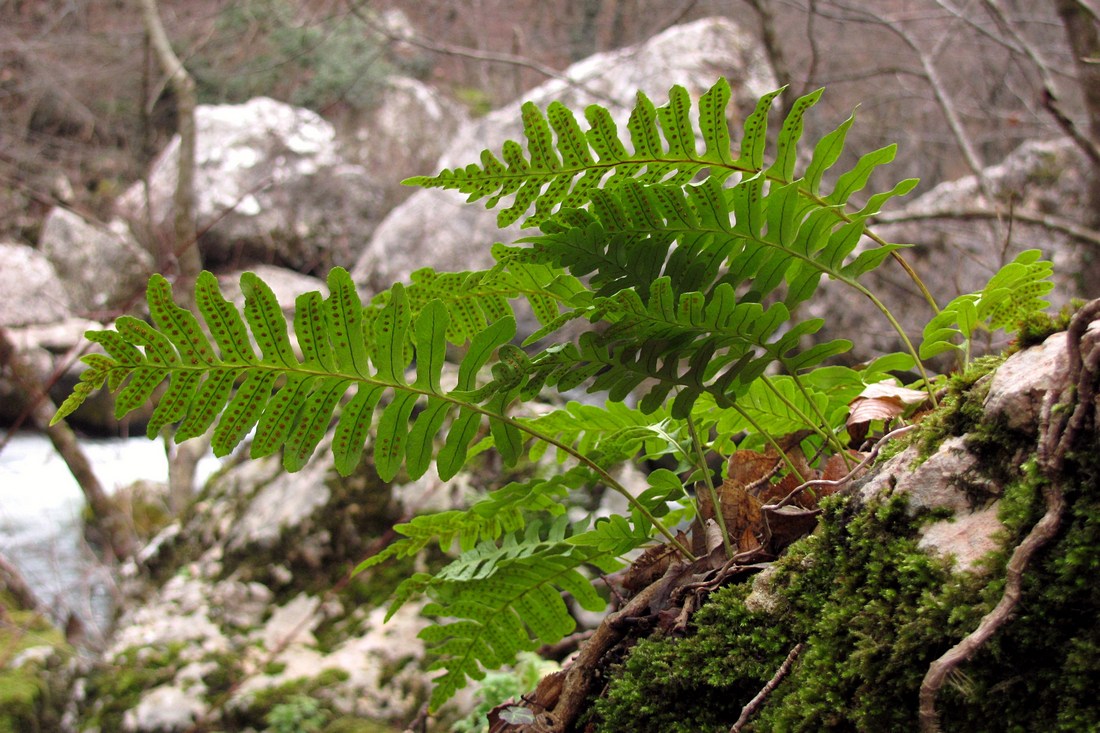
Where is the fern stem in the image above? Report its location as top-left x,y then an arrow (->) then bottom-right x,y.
852,284 -> 940,408
726,402 -> 807,483
761,374 -> 850,464
686,414 -> 733,559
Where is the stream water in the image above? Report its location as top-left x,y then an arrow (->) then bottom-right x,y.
0,431 -> 219,640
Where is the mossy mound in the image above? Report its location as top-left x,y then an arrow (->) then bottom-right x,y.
0,594 -> 71,733
590,336 -> 1100,732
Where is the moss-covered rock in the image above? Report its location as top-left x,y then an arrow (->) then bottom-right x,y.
0,594 -> 71,733
589,324 -> 1100,732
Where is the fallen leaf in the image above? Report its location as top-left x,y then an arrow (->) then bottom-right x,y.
848,380 -> 928,445
764,504 -> 822,553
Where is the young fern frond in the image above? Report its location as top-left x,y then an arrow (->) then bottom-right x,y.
920,249 -> 1055,365
395,517 -> 650,710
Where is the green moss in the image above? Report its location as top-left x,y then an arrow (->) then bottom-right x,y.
912,355 -> 1004,462
593,404 -> 1100,731
0,606 -> 70,733
78,643 -> 187,731
1011,300 -> 1081,351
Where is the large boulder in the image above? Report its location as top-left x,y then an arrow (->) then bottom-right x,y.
0,242 -> 72,327
351,16 -> 777,294
116,97 -> 384,273
39,207 -> 154,314
338,75 -> 470,213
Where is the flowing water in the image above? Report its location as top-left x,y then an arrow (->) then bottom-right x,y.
0,431 -> 218,640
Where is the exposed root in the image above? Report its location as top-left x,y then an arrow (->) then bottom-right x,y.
729,641 -> 805,733
918,299 -> 1100,733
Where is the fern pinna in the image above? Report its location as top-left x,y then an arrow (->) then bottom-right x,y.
55,78 -> 931,710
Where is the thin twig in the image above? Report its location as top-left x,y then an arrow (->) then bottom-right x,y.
730,642 -> 805,732
764,425 -> 916,510
874,207 -> 1100,249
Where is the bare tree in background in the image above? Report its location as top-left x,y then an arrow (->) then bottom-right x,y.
138,0 -> 208,514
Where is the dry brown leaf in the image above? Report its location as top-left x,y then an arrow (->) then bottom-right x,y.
847,381 -> 929,445
763,504 -> 822,554
620,542 -> 677,594
727,447 -> 782,489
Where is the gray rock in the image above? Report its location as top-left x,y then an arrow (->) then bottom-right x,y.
0,242 -> 72,326
39,208 -> 153,312
258,593 -> 321,650
982,324 -> 1100,433
117,97 -> 384,272
853,435 -> 1003,574
216,264 -> 328,317
919,503 -> 1004,573
856,436 -> 998,515
340,75 -> 469,212
225,446 -> 333,552
122,684 -> 204,732
351,16 -> 778,294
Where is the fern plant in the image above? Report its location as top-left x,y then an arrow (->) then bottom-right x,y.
54,78 -> 1054,712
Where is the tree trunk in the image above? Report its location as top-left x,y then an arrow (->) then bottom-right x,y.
0,328 -> 135,560
138,0 -> 205,511
137,0 -> 200,305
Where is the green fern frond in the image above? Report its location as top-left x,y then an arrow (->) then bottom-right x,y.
920,249 -> 1054,361
406,518 -> 646,710
353,467 -> 594,575
407,80 -> 888,230
53,269 -> 524,482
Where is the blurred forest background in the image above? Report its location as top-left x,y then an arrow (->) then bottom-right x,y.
3,0 -> 1098,278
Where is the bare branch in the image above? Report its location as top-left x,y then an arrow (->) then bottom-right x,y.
874,207 -> 1100,248
730,642 -> 806,732
345,0 -> 618,105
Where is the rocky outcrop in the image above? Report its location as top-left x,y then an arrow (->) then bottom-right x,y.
351,16 -> 777,295
116,97 -> 384,273
589,316 -> 1100,732
68,431 -> 467,732
38,208 -> 154,314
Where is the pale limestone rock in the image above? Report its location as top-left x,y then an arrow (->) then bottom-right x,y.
919,503 -> 1004,573
39,208 -> 153,311
215,265 -> 328,317
122,684 -> 204,732
0,242 -> 71,326
341,75 -> 469,212
983,323 -> 1100,433
260,593 -> 321,650
225,444 -> 333,552
895,436 -> 999,514
117,97 -> 383,271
